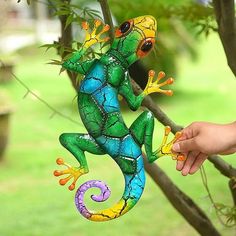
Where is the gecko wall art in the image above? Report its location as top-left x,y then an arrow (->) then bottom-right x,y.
54,15 -> 184,222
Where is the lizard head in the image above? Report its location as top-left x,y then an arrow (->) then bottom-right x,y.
111,15 -> 157,66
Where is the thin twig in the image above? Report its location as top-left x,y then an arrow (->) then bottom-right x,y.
200,166 -> 236,227
0,61 -> 82,126
97,0 -> 115,42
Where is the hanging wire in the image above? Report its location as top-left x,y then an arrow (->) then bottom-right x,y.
200,166 -> 236,227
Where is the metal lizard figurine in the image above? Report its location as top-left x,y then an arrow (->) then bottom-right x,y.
54,15 -> 184,222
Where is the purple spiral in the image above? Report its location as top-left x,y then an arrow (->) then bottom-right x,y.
75,180 -> 111,219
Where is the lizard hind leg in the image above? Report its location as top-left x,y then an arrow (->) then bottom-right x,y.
129,111 -> 185,163
129,111 -> 156,163
54,133 -> 105,191
153,126 -> 186,161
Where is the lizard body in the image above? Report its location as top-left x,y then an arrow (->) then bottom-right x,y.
54,15 -> 184,222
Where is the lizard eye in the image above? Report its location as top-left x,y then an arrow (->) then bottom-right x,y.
137,38 -> 155,57
120,21 -> 131,33
141,41 -> 153,52
115,20 -> 133,37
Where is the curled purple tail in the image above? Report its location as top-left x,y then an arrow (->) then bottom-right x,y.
74,166 -> 145,221
75,180 -> 111,219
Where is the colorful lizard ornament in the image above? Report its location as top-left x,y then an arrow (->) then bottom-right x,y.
54,15 -> 184,222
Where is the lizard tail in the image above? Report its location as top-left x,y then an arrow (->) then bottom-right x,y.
75,161 -> 145,221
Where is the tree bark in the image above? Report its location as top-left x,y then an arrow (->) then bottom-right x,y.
212,0 -> 236,77
98,0 -> 115,41
58,0 -> 78,90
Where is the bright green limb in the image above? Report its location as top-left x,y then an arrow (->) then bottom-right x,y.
62,48 -> 96,75
59,133 -> 105,170
153,127 -> 185,161
143,70 -> 174,96
129,112 -> 184,163
129,111 -> 157,163
62,19 -> 110,75
118,73 -> 145,111
55,133 -> 105,190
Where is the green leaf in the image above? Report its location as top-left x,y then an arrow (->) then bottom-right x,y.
65,14 -> 74,29
59,67 -> 66,74
47,59 -> 62,65
54,10 -> 70,16
40,42 -> 60,52
58,46 -> 65,57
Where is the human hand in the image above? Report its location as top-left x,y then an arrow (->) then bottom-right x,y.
172,121 -> 236,175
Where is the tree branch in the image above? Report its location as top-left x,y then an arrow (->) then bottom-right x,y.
212,0 -> 236,76
58,0 -> 78,90
144,156 -> 221,236
208,155 -> 236,178
97,0 -> 115,42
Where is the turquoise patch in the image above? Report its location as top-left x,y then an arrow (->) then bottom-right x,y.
120,135 -> 142,158
96,135 -> 121,157
123,168 -> 145,200
93,85 -> 120,113
80,63 -> 105,94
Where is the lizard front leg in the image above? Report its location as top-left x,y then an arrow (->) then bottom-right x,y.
62,20 -> 110,74
118,70 -> 173,111
142,70 -> 174,96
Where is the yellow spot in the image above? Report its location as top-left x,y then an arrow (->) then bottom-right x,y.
133,15 -> 157,39
90,199 -> 128,221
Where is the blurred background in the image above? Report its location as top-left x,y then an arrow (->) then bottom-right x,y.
0,0 -> 235,235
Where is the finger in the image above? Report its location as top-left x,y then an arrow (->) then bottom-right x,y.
181,151 -> 200,176
176,132 -> 188,141
189,153 -> 208,174
172,138 -> 197,153
176,152 -> 188,171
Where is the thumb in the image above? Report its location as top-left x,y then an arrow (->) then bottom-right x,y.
172,138 -> 197,152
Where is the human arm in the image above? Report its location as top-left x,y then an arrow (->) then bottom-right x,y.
172,121 -> 236,175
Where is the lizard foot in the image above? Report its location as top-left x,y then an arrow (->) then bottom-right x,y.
82,20 -> 110,48
143,70 -> 174,96
53,158 -> 88,191
154,126 -> 186,161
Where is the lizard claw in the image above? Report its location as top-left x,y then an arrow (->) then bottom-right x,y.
53,158 -> 88,191
155,126 -> 186,161
82,19 -> 110,48
143,70 -> 174,96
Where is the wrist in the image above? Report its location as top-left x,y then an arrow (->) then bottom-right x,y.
227,121 -> 236,148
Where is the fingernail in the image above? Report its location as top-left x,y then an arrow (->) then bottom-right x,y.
172,143 -> 180,152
